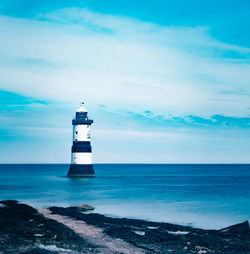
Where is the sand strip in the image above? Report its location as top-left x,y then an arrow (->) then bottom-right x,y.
39,209 -> 145,254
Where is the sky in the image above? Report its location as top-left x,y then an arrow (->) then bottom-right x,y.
0,0 -> 250,163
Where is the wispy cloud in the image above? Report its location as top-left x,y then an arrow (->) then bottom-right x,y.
98,106 -> 250,129
219,89 -> 249,96
0,8 -> 249,118
0,6 -> 250,162
94,128 -> 188,139
41,7 -> 250,54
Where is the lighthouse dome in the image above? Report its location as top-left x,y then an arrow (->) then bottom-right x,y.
76,102 -> 87,113
76,106 -> 87,113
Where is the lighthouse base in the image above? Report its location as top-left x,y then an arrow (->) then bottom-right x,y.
67,164 -> 95,177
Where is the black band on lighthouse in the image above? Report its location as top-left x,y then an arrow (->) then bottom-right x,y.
67,164 -> 95,177
72,144 -> 92,152
73,141 -> 90,145
72,141 -> 92,152
72,119 -> 94,125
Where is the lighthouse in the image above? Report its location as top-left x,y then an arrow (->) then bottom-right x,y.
67,102 -> 95,177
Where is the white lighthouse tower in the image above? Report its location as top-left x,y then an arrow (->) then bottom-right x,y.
67,102 -> 95,177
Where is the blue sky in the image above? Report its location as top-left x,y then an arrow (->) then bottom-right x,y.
0,0 -> 250,163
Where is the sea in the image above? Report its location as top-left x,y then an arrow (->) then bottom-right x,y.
0,164 -> 249,229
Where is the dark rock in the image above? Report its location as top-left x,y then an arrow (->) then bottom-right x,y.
49,206 -> 250,254
77,204 -> 95,211
1,200 -> 249,254
220,220 -> 249,234
0,200 -> 94,253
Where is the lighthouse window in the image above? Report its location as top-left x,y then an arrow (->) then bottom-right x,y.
75,131 -> 78,135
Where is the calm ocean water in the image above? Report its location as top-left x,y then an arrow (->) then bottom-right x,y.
0,164 -> 249,229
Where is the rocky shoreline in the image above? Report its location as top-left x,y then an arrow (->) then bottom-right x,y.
0,200 -> 249,253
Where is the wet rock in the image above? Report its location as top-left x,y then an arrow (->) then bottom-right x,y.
0,200 -> 94,253
220,220 -> 249,234
77,204 -> 95,211
49,206 -> 250,254
1,200 -> 249,254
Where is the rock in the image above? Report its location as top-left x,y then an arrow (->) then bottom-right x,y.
133,230 -> 145,236
77,204 -> 95,211
220,220 -> 249,234
0,200 -> 94,253
1,200 -> 249,254
49,206 -> 250,253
